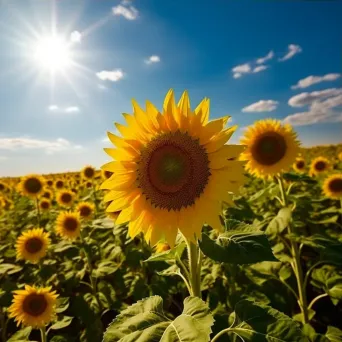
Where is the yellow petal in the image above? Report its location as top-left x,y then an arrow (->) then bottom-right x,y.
115,206 -> 133,225
199,117 -> 230,145
209,145 -> 246,169
109,173 -> 137,191
204,125 -> 237,153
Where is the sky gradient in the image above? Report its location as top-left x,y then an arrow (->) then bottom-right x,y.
0,0 -> 341,177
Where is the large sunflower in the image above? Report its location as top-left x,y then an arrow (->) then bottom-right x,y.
15,228 -> 50,264
293,157 -> 306,173
310,156 -> 330,176
8,285 -> 58,328
56,212 -> 81,240
19,175 -> 45,198
56,190 -> 74,207
76,202 -> 95,220
101,89 -> 245,246
239,119 -> 300,178
323,174 -> 342,199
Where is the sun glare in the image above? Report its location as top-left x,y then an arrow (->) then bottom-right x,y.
33,36 -> 71,71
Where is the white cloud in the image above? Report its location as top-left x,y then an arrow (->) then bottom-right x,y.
253,65 -> 268,73
112,4 -> 138,20
70,31 -> 82,43
65,106 -> 80,113
233,73 -> 242,79
256,50 -> 274,64
291,73 -> 341,90
288,88 -> 342,107
0,137 -> 82,154
242,100 -> 279,113
232,63 -> 251,78
284,89 -> 342,126
48,105 -> 58,111
145,55 -> 160,64
96,69 -> 124,82
279,44 -> 302,62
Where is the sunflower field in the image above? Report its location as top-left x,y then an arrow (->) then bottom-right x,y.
1,91 -> 342,342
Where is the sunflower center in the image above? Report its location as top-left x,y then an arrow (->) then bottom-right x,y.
84,168 -> 95,178
43,192 -> 51,199
251,132 -> 287,166
296,160 -> 305,169
47,180 -> 53,186
64,217 -> 78,231
41,201 -> 49,209
23,294 -> 48,316
137,131 -> 210,210
25,178 -> 43,194
61,193 -> 72,203
315,161 -> 326,171
56,181 -> 64,189
329,178 -> 342,193
80,206 -> 91,217
25,237 -> 43,254
0,183 -> 5,191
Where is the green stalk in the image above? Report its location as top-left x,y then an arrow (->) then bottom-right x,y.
40,326 -> 47,342
186,240 -> 202,298
278,176 -> 309,324
36,198 -> 41,227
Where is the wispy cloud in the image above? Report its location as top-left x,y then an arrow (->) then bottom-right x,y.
70,31 -> 82,43
0,137 -> 83,154
242,100 -> 279,113
279,44 -> 302,62
232,63 -> 252,78
256,50 -> 274,64
291,73 -> 341,90
145,55 -> 161,64
284,88 -> 342,126
96,69 -> 124,82
253,65 -> 268,73
48,105 -> 80,113
112,3 -> 139,20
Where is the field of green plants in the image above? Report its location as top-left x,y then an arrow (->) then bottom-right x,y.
0,143 -> 342,342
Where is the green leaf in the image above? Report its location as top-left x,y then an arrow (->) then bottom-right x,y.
266,207 -> 292,235
55,297 -> 70,313
49,316 -> 74,330
326,326 -> 342,342
144,242 -> 186,263
0,263 -> 23,275
231,300 -> 307,341
283,172 -> 316,184
103,295 -> 214,342
94,261 -> 120,277
199,232 -> 278,265
7,327 -> 32,342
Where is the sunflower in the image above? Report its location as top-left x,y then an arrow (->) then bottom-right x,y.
239,119 -> 300,178
155,242 -> 171,253
39,199 -> 51,211
323,174 -> 342,199
55,179 -> 64,190
46,179 -> 54,187
85,181 -> 92,189
56,190 -> 74,207
15,228 -> 50,264
76,202 -> 95,220
56,212 -> 81,240
81,165 -> 96,180
41,189 -> 53,200
310,156 -> 330,176
8,285 -> 58,328
0,181 -> 7,192
293,157 -> 305,173
19,175 -> 45,198
101,89 -> 245,246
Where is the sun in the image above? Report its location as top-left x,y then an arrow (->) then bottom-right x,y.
33,36 -> 71,71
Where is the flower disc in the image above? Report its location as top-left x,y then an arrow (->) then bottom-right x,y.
310,156 -> 330,176
20,175 -> 45,198
56,212 -> 81,240
323,174 -> 342,199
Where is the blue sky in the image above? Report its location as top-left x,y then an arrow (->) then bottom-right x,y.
0,0 -> 341,177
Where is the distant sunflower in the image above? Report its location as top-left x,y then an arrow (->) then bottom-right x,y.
310,157 -> 330,176
39,199 -> 51,211
56,190 -> 74,207
41,190 -> 53,200
8,285 -> 58,328
101,89 -> 245,246
0,181 -> 7,192
323,174 -> 342,199
15,228 -> 50,264
56,212 -> 81,240
293,158 -> 305,173
85,181 -> 92,189
81,165 -> 96,180
239,119 -> 300,178
76,202 -> 94,220
19,175 -> 45,198
155,242 -> 171,253
55,179 -> 64,190
46,179 -> 53,187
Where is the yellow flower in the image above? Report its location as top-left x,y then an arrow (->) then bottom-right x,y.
76,202 -> 95,220
81,165 -> 96,180
15,228 -> 50,264
310,156 -> 330,176
239,119 -> 300,178
41,189 -> 53,200
323,174 -> 342,199
56,211 -> 81,240
39,199 -> 51,211
293,158 -> 305,173
0,181 -> 7,192
101,89 -> 245,246
56,190 -> 74,207
19,175 -> 45,198
54,179 -> 64,190
8,285 -> 58,328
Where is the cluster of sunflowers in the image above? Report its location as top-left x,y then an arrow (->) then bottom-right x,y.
0,89 -> 341,340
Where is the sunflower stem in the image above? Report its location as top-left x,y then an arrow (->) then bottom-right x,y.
40,326 -> 47,342
186,240 -> 202,298
36,198 -> 41,227
278,176 -> 309,324
92,183 -> 98,219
